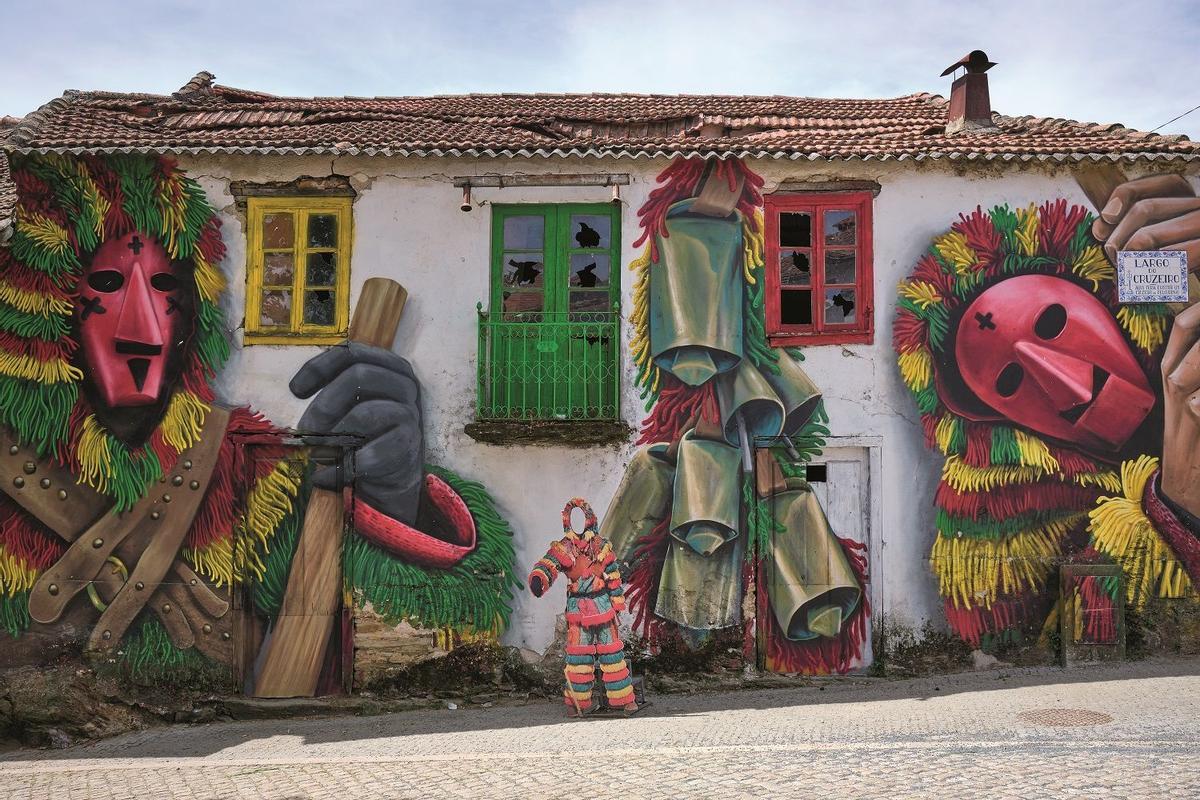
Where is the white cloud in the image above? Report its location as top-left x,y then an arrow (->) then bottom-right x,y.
1,0 -> 1196,137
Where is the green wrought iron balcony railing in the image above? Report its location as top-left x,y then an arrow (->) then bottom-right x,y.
476,305 -> 621,421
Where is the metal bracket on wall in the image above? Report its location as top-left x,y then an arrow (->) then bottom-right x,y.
452,174 -> 631,189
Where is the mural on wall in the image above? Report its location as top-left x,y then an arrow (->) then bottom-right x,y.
894,184 -> 1200,649
529,497 -> 638,715
603,158 -> 870,674
0,154 -> 518,692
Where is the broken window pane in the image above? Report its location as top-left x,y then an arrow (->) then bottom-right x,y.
502,252 -> 545,288
824,210 -> 856,246
570,291 -> 610,312
779,212 -> 811,248
262,213 -> 293,249
503,216 -> 545,250
824,288 -> 857,324
780,250 -> 811,286
569,254 -> 610,288
825,250 -> 856,285
306,252 -> 337,287
503,291 -> 543,315
304,289 -> 335,325
308,214 -> 337,248
569,215 -> 610,250
264,252 -> 294,286
780,289 -> 813,326
260,289 -> 291,327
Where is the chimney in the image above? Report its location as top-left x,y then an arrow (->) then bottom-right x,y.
941,50 -> 997,134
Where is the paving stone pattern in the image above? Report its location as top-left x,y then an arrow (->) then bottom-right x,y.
2,659 -> 1199,799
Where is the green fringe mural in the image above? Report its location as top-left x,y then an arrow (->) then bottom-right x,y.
0,153 -> 518,693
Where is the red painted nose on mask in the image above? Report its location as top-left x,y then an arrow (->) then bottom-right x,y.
1012,341 -> 1094,410
114,264 -> 165,350
77,231 -> 182,408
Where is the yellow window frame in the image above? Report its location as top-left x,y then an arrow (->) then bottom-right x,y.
245,197 -> 353,345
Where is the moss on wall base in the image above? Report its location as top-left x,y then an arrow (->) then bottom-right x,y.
463,419 -> 634,447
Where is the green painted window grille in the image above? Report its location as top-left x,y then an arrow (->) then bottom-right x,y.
477,203 -> 621,420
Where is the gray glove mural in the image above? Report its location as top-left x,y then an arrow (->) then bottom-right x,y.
290,341 -> 426,525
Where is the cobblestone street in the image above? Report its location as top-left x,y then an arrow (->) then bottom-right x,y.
3,659 -> 1199,799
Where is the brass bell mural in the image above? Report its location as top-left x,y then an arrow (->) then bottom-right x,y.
766,478 -> 862,640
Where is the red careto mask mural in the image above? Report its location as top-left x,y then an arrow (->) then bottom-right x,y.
954,274 -> 1155,453
76,231 -> 183,407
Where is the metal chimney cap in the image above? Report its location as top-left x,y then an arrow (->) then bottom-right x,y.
940,50 -> 997,77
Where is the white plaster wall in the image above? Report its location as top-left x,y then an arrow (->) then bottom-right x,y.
175,151 -> 1188,654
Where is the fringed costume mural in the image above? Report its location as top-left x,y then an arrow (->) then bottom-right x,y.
895,195 -> 1200,650
529,498 -> 638,715
0,153 -> 518,694
603,158 -> 870,674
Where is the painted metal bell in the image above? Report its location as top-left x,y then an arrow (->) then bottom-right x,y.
669,431 -> 742,556
655,528 -> 745,630
767,478 -> 861,640
716,360 -> 785,447
650,199 -> 745,386
599,442 -> 674,567
764,350 -> 823,436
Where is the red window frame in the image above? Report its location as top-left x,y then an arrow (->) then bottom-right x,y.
764,192 -> 874,346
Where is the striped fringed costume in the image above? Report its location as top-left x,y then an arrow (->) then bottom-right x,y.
529,498 -> 636,714
893,200 -> 1195,649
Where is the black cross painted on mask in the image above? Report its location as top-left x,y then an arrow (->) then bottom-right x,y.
80,296 -> 106,320
165,296 -> 181,316
974,311 -> 996,331
127,235 -> 143,255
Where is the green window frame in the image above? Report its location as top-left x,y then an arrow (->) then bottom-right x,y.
477,203 -> 622,421
489,203 -> 621,316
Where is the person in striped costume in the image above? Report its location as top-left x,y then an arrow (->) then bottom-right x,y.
529,498 -> 638,716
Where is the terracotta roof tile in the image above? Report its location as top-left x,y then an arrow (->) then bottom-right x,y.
4,73 -> 1197,162
0,117 -> 18,229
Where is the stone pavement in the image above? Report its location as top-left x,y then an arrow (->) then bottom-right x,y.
2,658 -> 1199,799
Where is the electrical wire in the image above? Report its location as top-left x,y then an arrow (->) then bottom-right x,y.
1150,102 -> 1200,133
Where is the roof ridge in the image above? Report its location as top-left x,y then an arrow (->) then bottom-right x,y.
5,75 -> 1196,160
203,85 -> 948,104
4,91 -> 80,150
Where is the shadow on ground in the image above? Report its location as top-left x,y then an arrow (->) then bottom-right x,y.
3,656 -> 1198,762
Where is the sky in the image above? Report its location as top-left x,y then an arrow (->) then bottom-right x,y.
1,0 -> 1198,139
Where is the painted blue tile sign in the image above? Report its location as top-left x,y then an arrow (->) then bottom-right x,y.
1117,250 -> 1189,303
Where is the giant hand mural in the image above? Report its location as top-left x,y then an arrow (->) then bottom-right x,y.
895,190 -> 1199,649
604,159 -> 870,674
0,154 -> 518,693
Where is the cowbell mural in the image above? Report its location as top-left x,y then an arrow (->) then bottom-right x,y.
603,158 -> 870,674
